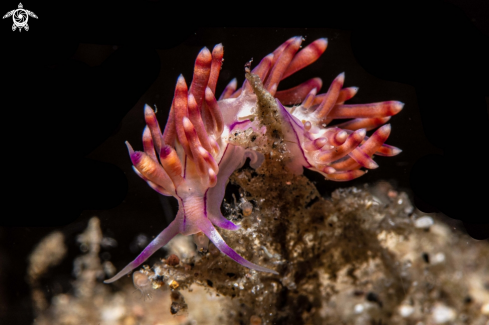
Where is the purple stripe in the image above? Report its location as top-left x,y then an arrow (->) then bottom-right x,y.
276,99 -> 313,168
175,189 -> 186,231
217,144 -> 230,166
229,120 -> 249,131
203,189 -> 208,218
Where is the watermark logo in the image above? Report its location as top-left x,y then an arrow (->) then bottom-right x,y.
3,3 -> 37,32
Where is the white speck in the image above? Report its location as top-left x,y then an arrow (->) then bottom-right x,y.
101,305 -> 126,321
354,304 -> 364,314
432,252 -> 445,264
399,304 -> 414,317
101,237 -> 118,248
432,304 -> 456,323
414,216 -> 434,229
481,303 -> 489,315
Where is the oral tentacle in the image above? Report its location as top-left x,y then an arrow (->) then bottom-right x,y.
198,218 -> 278,274
208,212 -> 240,231
103,219 -> 180,283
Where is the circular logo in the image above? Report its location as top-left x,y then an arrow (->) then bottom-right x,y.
13,9 -> 28,27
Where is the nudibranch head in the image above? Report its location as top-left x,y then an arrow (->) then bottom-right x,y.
104,36 -> 403,283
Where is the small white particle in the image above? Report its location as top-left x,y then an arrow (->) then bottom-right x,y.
432,252 -> 445,264
481,303 -> 489,315
399,305 -> 414,317
414,216 -> 434,229
354,304 -> 364,314
432,304 -> 456,323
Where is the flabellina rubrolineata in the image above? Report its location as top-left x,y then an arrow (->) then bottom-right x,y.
104,36 -> 403,283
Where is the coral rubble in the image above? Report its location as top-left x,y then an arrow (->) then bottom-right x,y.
31,178 -> 489,324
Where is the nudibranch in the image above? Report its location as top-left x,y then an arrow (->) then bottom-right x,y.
104,36 -> 402,283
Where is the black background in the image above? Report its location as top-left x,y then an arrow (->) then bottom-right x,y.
0,0 -> 488,324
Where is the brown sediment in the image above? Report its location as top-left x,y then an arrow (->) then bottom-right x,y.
30,182 -> 489,324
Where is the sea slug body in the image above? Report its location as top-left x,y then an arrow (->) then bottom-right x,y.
105,36 -> 403,283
